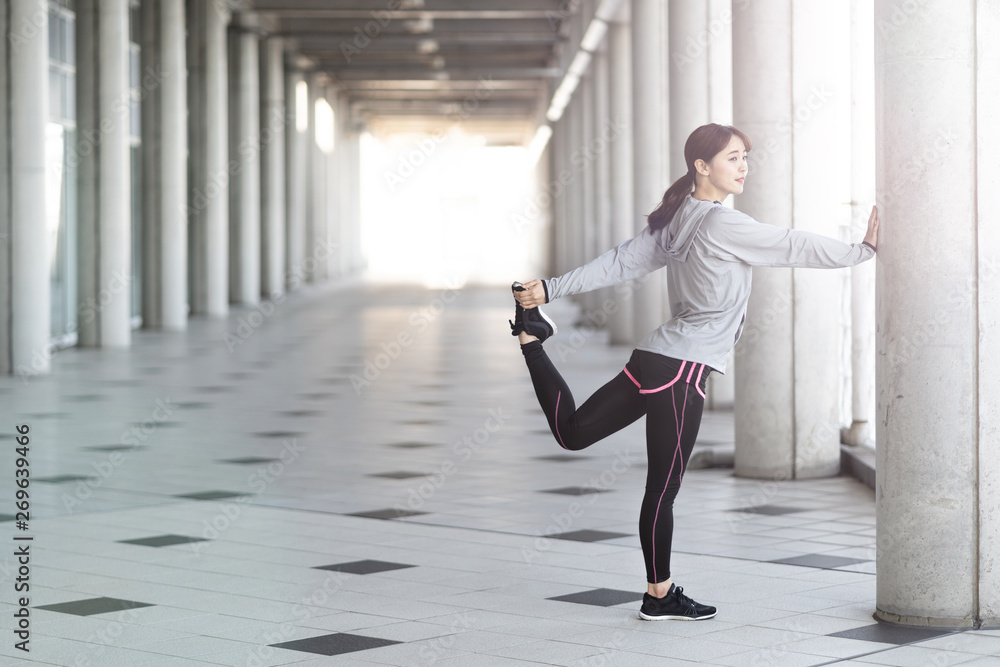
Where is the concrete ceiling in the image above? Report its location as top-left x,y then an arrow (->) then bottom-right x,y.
250,0 -> 574,139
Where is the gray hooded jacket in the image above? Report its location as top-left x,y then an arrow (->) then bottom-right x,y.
544,195 -> 875,374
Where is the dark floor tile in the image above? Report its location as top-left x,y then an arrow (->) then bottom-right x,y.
828,624 -> 955,645
409,400 -> 449,407
368,471 -> 426,480
0,514 -> 15,522
541,486 -> 610,496
314,560 -> 416,575
34,475 -> 90,483
36,597 -> 155,616
550,529 -> 632,542
118,534 -> 209,547
390,442 -> 438,449
276,410 -> 324,417
84,445 -> 147,452
194,385 -> 235,393
298,392 -> 338,400
254,431 -> 305,438
20,412 -> 72,419
535,455 -> 589,462
101,379 -> 143,386
174,490 -> 245,501
175,402 -> 211,409
270,633 -> 402,657
548,588 -> 644,607
62,394 -> 107,402
130,420 -> 183,428
348,508 -> 428,520
223,371 -> 255,379
218,457 -> 281,464
399,419 -> 444,426
730,504 -> 808,516
769,554 -> 871,569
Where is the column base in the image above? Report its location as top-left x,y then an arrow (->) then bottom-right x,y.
841,420 -> 872,446
875,608 -> 985,630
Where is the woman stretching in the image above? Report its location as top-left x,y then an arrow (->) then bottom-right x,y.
510,123 -> 879,621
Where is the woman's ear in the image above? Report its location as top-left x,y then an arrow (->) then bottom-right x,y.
694,158 -> 710,176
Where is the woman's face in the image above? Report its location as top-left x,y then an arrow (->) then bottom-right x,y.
699,134 -> 749,198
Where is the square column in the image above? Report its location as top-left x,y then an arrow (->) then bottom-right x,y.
228,13 -> 261,305
1,0 -> 50,375
76,0 -> 132,348
259,36 -> 286,298
141,0 -> 188,330
732,0 -> 852,479
187,0 -> 229,316
875,0 -> 1000,629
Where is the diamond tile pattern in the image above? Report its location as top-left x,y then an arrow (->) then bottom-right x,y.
0,284 -> 969,666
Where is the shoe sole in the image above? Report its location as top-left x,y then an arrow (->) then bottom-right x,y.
638,610 -> 717,621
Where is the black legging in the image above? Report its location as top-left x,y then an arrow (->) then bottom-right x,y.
521,341 -> 710,584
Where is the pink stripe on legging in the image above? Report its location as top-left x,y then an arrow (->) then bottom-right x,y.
650,382 -> 689,582
694,363 -> 706,399
638,360 -> 687,395
554,391 -> 569,449
623,366 -> 641,388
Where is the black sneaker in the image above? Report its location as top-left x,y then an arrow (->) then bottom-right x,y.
638,584 -> 716,621
509,282 -> 557,342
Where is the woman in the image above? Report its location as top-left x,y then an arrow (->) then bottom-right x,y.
510,123 -> 879,621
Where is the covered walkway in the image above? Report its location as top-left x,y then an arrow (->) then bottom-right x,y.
7,285 -> 997,665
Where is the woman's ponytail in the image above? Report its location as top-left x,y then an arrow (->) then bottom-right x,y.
647,171 -> 695,232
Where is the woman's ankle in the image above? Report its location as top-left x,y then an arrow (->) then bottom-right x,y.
647,579 -> 672,598
518,332 -> 539,345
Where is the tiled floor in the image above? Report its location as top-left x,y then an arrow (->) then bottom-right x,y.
2,283 -> 998,666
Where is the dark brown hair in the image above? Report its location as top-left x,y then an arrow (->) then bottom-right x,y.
647,123 -> 752,231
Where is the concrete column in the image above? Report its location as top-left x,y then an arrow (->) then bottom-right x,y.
563,90 -> 582,277
843,0 -> 876,446
732,1 -> 851,479
284,65 -> 307,290
259,36 -> 286,298
187,0 -> 228,316
347,122 -> 363,275
548,117 -> 568,277
336,92 -> 351,277
324,89 -> 340,279
306,73 -> 327,282
630,0 -> 668,342
0,0 -> 50,375
672,0 -> 736,407
76,0 -> 132,348
228,14 -> 261,304
590,44 -> 613,319
607,11 -> 634,345
578,71 -> 598,313
141,0 -> 187,331
875,0 -> 1000,628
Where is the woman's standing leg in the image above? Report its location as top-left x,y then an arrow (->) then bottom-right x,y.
636,357 -> 717,620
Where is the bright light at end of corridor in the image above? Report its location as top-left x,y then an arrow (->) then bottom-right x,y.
360,129 -> 549,287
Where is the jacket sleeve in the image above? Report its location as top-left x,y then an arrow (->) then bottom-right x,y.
546,226 -> 668,301
699,209 -> 876,268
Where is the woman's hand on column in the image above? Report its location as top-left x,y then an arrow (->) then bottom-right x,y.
864,205 -> 880,250
515,280 -> 547,308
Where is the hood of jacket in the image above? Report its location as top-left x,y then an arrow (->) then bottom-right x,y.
660,195 -> 719,262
